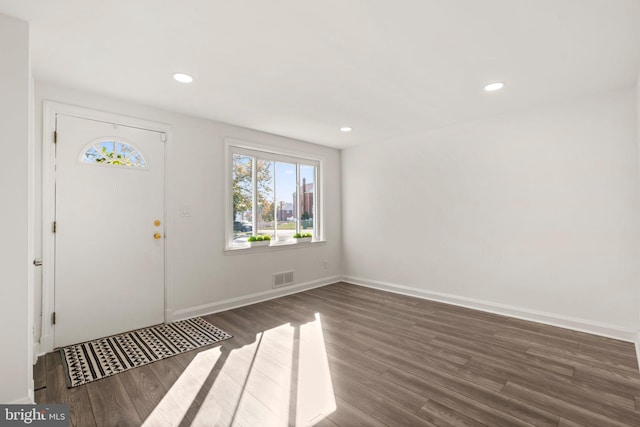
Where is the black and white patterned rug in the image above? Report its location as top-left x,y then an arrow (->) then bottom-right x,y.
60,317 -> 232,387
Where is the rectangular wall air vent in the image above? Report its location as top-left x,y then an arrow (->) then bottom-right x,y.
273,271 -> 294,288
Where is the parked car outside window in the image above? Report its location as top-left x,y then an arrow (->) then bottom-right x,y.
234,221 -> 252,232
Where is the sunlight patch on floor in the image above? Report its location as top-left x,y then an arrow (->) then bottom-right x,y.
142,347 -> 227,426
296,313 -> 337,426
143,313 -> 335,426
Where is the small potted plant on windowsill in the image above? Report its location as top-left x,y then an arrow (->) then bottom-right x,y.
247,235 -> 271,247
293,232 -> 313,243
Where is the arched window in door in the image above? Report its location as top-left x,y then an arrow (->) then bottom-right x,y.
80,139 -> 146,168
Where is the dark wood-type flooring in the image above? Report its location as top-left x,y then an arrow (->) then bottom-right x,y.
35,282 -> 640,426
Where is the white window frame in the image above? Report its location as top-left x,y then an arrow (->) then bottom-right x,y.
224,139 -> 324,252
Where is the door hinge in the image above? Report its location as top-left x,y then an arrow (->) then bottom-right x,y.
54,131 -> 57,144
52,221 -> 57,233
160,133 -> 167,143
51,312 -> 56,325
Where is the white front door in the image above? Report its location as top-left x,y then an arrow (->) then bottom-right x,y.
54,114 -> 165,347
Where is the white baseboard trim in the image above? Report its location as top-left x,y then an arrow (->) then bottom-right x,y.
635,332 -> 640,372
33,341 -> 40,364
343,276 -> 638,343
172,275 -> 341,322
9,395 -> 35,405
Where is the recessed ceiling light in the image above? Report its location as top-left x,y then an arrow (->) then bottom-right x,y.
172,73 -> 194,83
340,127 -> 352,132
484,82 -> 504,92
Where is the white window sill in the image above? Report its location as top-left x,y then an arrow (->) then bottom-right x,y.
224,240 -> 327,255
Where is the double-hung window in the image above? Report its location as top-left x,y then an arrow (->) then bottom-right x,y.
227,143 -> 321,249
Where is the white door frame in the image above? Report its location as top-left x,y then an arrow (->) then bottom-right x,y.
41,101 -> 174,353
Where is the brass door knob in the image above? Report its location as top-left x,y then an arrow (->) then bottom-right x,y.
154,233 -> 162,240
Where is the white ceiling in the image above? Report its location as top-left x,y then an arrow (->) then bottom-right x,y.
1,0 -> 639,149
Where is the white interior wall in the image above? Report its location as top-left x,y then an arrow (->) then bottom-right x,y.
637,74 -> 640,340
33,82 -> 342,350
342,87 -> 640,339
0,13 -> 32,403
